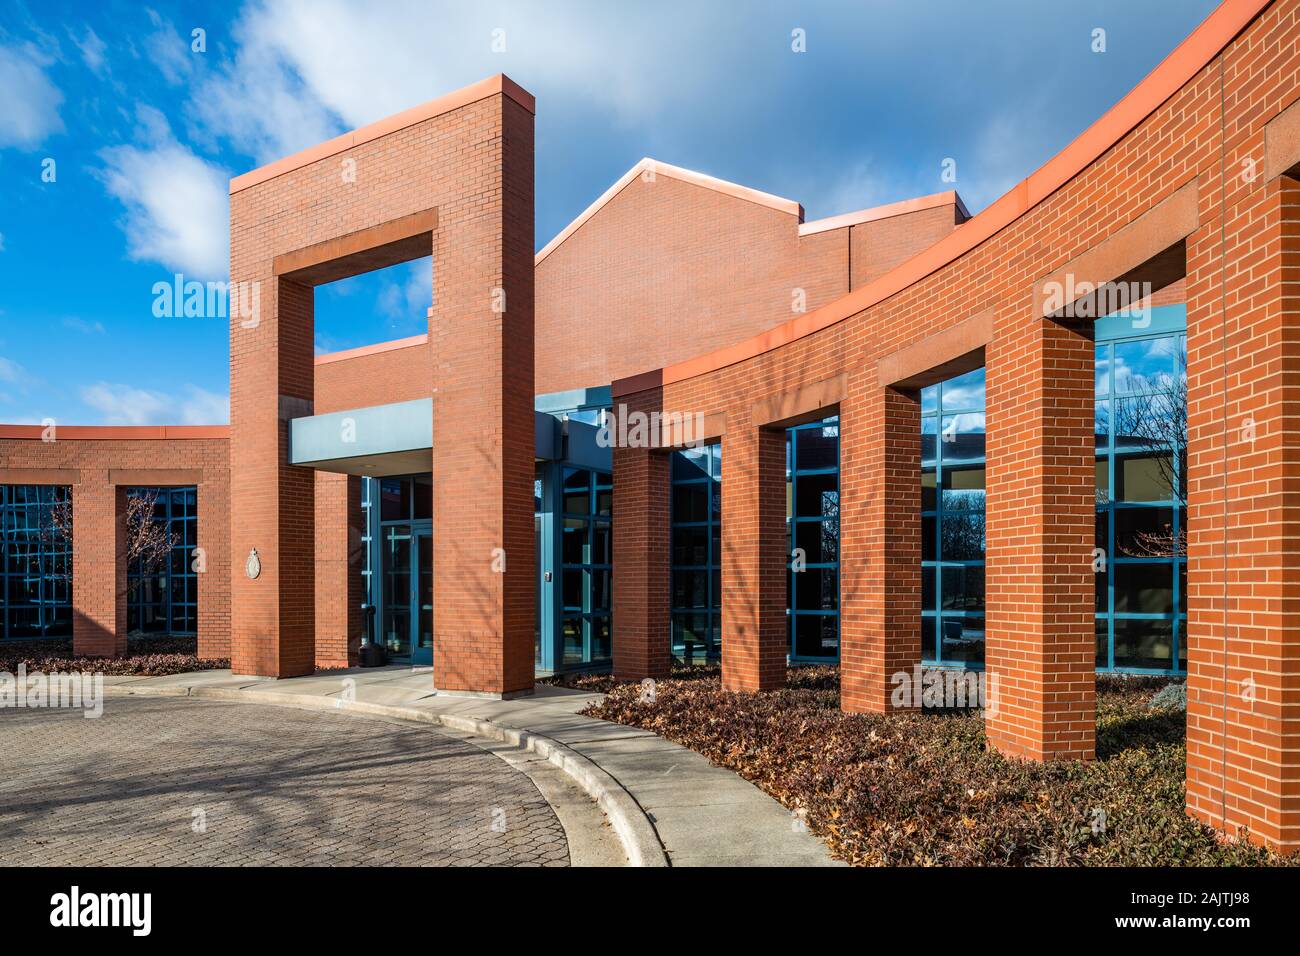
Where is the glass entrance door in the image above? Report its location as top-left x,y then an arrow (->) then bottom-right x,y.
413,531 -> 433,665
382,525 -> 412,657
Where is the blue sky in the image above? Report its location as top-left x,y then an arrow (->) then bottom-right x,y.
0,0 -> 1218,426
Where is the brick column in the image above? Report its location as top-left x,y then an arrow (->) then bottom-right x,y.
71,478 -> 126,657
984,309 -> 1095,761
840,381 -> 921,713
1185,174 -> 1300,852
195,474 -> 230,661
229,274 -> 316,678
314,472 -> 364,669
429,94 -> 535,697
611,442 -> 671,681
720,422 -> 787,693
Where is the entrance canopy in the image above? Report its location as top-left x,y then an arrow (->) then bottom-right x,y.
289,399 -> 610,475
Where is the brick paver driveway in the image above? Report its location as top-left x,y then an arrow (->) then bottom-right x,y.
0,696 -> 569,866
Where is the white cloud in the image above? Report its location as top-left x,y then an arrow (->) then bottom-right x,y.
80,382 -> 229,425
73,26 -> 108,76
800,158 -> 927,223
143,9 -> 194,85
0,356 -> 29,385
959,93 -> 1062,215
190,0 -> 736,163
63,317 -> 107,335
0,356 -> 39,415
377,258 -> 432,327
96,106 -> 229,278
0,43 -> 65,148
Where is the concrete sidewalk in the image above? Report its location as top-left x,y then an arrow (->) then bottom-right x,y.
101,666 -> 841,867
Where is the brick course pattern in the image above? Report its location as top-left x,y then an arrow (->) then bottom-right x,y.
535,173 -> 963,395
0,428 -> 230,659
228,77 -> 536,695
2,1 -> 1298,854
609,0 -> 1300,852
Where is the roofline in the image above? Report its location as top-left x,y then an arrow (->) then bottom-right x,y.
797,190 -> 970,237
0,425 -> 230,440
315,333 -> 428,366
612,0 -> 1269,398
229,74 -> 536,195
535,158 -> 805,265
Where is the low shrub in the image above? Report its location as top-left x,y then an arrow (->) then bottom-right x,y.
583,667 -> 1291,867
0,636 -> 228,677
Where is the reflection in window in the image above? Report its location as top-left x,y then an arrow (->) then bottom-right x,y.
126,487 -> 199,636
1095,306 -> 1186,673
921,368 -> 986,666
789,418 -> 839,660
1,485 -> 73,639
560,468 -> 613,665
670,445 -> 721,662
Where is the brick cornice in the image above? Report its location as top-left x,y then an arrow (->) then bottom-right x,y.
0,425 -> 229,440
230,74 -> 535,194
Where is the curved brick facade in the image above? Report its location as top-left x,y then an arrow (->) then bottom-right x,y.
607,0 -> 1300,851
3,0 -> 1298,853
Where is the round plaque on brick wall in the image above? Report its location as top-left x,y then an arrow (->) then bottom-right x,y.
245,548 -> 261,580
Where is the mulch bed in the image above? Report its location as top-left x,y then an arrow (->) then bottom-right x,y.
574,664 -> 1294,867
0,637 -> 228,677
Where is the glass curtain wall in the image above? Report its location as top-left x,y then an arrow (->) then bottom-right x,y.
534,461 -> 614,672
559,467 -> 613,666
670,444 -> 722,662
0,485 -> 72,639
920,369 -> 988,665
666,419 -> 843,665
126,486 -> 198,636
1094,305 -> 1187,673
913,304 -> 1187,675
788,418 -> 840,661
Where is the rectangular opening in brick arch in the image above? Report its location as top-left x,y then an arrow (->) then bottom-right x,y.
313,256 -> 433,357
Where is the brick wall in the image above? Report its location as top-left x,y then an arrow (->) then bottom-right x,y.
229,75 -> 536,694
535,174 -> 963,394
0,428 -> 231,659
313,471 -> 365,669
608,0 -> 1298,851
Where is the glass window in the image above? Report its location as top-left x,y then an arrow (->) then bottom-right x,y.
788,417 -> 839,661
563,468 -> 591,516
1,485 -> 73,640
125,487 -> 199,637
553,467 -> 613,668
921,374 -> 987,666
671,443 -> 722,662
1095,308 -> 1186,674
1114,337 -> 1177,395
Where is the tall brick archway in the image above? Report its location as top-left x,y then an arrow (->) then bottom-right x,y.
228,75 -> 536,697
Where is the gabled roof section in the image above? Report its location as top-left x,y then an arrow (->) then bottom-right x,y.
612,0 -> 1271,397
798,190 -> 970,236
535,158 -> 805,265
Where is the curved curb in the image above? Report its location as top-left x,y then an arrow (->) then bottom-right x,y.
103,684 -> 668,868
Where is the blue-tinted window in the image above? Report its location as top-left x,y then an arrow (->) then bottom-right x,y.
1095,307 -> 1186,673
560,468 -> 613,666
921,367 -> 986,666
670,444 -> 721,662
126,487 -> 198,636
1,485 -> 72,639
789,418 -> 839,661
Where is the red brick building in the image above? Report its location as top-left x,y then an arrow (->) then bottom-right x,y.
2,0 -> 1297,852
